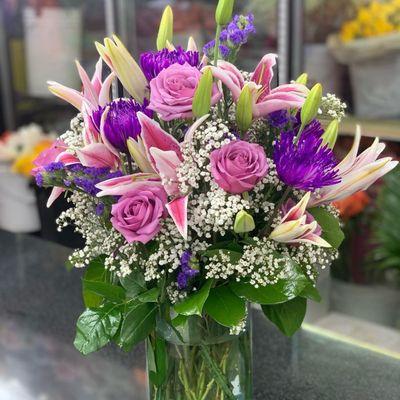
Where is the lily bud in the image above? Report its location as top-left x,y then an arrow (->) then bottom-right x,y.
236,83 -> 253,132
157,5 -> 173,50
127,137 -> 155,173
192,67 -> 213,117
215,0 -> 234,25
234,210 -> 255,233
300,83 -> 322,127
295,73 -> 308,85
321,120 -> 339,149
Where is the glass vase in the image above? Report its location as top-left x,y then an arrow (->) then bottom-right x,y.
146,314 -> 253,400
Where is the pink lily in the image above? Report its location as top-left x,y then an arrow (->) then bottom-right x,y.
96,173 -> 161,197
47,58 -> 115,113
269,192 -> 331,247
209,54 -> 307,118
309,126 -> 399,207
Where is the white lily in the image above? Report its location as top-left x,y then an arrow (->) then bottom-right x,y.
309,125 -> 398,207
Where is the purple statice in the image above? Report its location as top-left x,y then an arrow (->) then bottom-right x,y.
101,98 -> 153,153
140,46 -> 200,81
35,173 -> 43,187
72,167 -> 123,196
203,14 -> 256,59
177,250 -> 199,290
273,120 -> 341,191
44,162 -> 64,173
95,202 -> 105,216
268,110 -> 297,129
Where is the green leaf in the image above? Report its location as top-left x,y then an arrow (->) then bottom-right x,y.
120,270 -> 147,298
151,336 -> 167,387
171,314 -> 188,327
119,302 -> 157,351
300,284 -> 321,302
308,207 -> 344,249
74,304 -> 122,355
174,280 -> 213,316
262,297 -> 307,337
230,258 -> 308,304
138,287 -> 160,303
82,257 -> 110,308
82,280 -> 126,303
204,285 -> 246,327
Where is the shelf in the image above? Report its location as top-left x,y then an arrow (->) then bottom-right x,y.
340,116 -> 400,142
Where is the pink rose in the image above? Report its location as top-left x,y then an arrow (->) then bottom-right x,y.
111,184 -> 167,244
148,63 -> 221,121
210,141 -> 268,194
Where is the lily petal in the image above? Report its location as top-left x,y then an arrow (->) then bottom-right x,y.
166,196 -> 188,240
149,147 -> 181,196
76,143 -> 119,169
47,187 -> 65,208
75,60 -> 99,108
137,112 -> 182,167
47,81 -> 83,110
96,173 -> 160,197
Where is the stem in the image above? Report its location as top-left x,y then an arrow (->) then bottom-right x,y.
199,343 -> 235,400
259,186 -> 292,237
126,152 -> 133,174
213,24 -> 222,66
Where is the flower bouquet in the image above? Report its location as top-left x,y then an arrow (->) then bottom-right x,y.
33,1 -> 398,398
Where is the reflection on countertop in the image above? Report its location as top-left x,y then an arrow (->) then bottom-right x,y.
0,230 -> 399,400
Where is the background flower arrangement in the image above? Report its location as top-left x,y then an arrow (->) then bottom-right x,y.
32,0 -> 398,398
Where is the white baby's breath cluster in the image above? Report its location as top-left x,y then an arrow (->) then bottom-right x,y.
177,116 -> 235,192
320,93 -> 347,121
57,192 -> 122,268
60,114 -> 84,148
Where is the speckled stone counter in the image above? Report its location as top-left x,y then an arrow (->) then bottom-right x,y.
0,230 -> 399,400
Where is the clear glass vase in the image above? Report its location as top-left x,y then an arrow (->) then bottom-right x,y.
146,314 -> 253,400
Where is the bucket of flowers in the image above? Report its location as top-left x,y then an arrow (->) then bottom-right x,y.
328,0 -> 400,118
0,123 -> 55,232
33,0 -> 398,398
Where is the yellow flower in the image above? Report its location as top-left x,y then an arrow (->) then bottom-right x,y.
12,140 -> 53,177
340,0 -> 400,41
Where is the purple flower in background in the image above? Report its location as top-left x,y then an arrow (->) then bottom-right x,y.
102,98 -> 153,153
273,120 -> 340,191
140,47 -> 200,81
203,14 -> 256,59
268,110 -> 297,129
177,250 -> 199,289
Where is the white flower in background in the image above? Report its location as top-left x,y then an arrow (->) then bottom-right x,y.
0,123 -> 56,162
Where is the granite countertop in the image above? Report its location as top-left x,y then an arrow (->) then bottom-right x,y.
0,230 -> 399,400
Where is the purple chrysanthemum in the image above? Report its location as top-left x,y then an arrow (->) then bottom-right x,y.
203,14 -> 256,59
273,120 -> 340,191
98,98 -> 152,153
177,250 -> 199,290
140,46 -> 200,82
